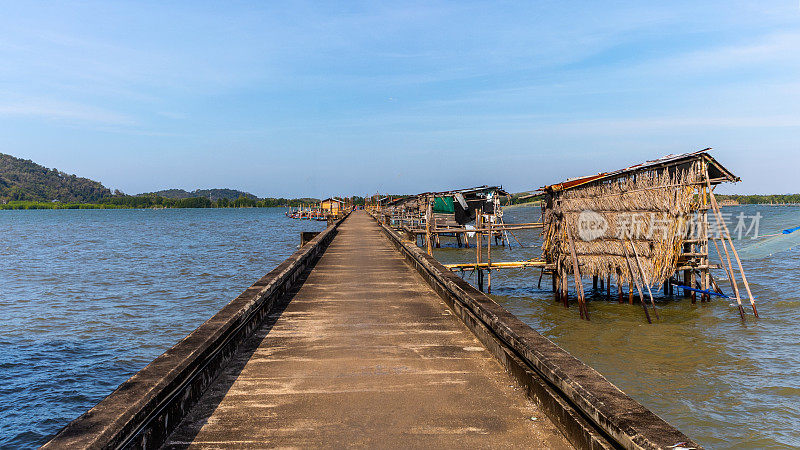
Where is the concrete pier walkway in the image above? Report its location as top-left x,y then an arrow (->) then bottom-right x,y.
165,211 -> 570,448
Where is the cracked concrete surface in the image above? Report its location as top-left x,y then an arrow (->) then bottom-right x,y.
164,211 -> 571,449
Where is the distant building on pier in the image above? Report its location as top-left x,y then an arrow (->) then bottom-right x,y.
321,197 -> 345,215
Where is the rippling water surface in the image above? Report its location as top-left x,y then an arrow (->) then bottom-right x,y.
433,204 -> 800,449
0,208 -> 324,448
3,206 -> 800,448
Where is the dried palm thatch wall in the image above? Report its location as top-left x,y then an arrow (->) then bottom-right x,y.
542,160 -> 702,287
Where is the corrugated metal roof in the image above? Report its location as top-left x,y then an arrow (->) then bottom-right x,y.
540,148 -> 739,192
418,185 -> 509,197
382,186 -> 508,207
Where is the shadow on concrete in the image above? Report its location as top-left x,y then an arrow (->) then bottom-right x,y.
162,258 -> 321,449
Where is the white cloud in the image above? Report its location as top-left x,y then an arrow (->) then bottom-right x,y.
629,31 -> 800,76
0,99 -> 136,125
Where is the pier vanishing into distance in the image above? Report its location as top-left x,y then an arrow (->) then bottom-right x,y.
45,210 -> 700,449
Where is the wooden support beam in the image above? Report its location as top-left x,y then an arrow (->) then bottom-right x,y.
487,217 -> 492,294
566,224 -> 589,320
622,245 -> 651,324
628,238 -> 659,320
708,189 -> 758,317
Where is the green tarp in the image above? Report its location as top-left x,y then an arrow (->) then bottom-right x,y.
433,196 -> 455,214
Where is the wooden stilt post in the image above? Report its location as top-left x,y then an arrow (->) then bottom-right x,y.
701,205 -> 710,302
507,228 -> 524,248
555,271 -> 562,302
593,275 -> 598,291
487,216 -> 492,294
709,272 -> 724,295
707,189 -> 746,319
476,208 -> 482,291
709,189 -> 758,317
628,238 -> 659,320
720,238 -> 744,315
476,209 -> 482,267
694,270 -> 704,302
566,223 -> 589,320
623,245 -> 651,324
425,196 -> 433,256
500,214 -> 512,248
712,239 -> 732,289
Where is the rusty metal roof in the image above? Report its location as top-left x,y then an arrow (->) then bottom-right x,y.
382,186 -> 508,207
418,185 -> 509,197
540,148 -> 739,192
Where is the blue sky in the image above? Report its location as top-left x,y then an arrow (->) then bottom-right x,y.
0,1 -> 798,197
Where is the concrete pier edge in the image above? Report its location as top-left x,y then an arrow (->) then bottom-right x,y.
42,212 -> 350,449
373,213 -> 701,450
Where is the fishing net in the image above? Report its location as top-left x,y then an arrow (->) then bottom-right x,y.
704,205 -> 800,260
733,225 -> 800,259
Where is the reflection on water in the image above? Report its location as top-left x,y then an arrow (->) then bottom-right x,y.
432,204 -> 800,449
0,208 -> 324,448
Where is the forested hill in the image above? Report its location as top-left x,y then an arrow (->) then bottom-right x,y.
0,153 -> 319,209
143,188 -> 257,201
0,153 -> 112,203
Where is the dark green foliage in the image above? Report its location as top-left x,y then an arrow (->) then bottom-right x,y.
141,188 -> 258,201
0,201 -> 121,210
101,195 -> 211,208
502,192 -> 542,205
0,153 -> 112,203
0,195 -> 327,210
95,194 -> 321,209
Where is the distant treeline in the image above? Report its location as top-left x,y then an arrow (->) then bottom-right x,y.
503,193 -> 541,205
142,188 -> 258,201
715,194 -> 800,204
0,152 -> 336,209
104,195 -> 321,208
0,201 -> 122,210
1,195 -> 323,210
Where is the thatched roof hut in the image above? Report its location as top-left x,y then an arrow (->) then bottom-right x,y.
541,149 -> 739,288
